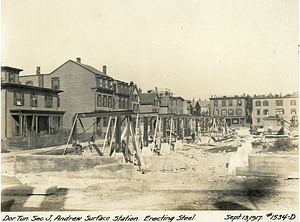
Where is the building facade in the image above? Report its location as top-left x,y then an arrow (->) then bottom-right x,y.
209,95 -> 249,127
1,66 -> 64,139
139,92 -> 160,113
19,58 -> 140,133
252,93 -> 299,127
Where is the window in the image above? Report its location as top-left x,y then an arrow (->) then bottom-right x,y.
14,92 -> 24,106
97,94 -> 102,107
30,93 -> 38,107
236,109 -> 242,115
127,99 -> 130,109
263,100 -> 269,106
214,109 -> 219,116
103,95 -> 107,107
9,73 -> 16,83
98,78 -> 103,87
44,95 -> 53,108
108,96 -> 112,108
291,108 -> 297,114
104,80 -> 108,89
263,109 -> 269,115
25,81 -> 33,86
255,101 -> 261,106
257,118 -> 260,123
109,81 -> 113,90
222,100 -> 226,107
228,109 -> 234,115
51,77 -> 60,89
257,109 -> 260,115
276,100 -> 283,106
228,100 -> 233,106
113,84 -> 116,92
276,108 -> 284,115
57,97 -> 60,108
221,109 -> 227,116
237,100 -> 242,106
291,99 -> 296,106
214,100 -> 218,107
112,98 -> 115,109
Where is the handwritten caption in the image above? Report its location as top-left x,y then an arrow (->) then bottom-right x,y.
224,213 -> 297,222
2,214 -> 196,222
2,213 -> 297,222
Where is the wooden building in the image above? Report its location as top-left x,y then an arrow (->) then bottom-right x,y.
19,58 -> 141,135
1,66 -> 64,139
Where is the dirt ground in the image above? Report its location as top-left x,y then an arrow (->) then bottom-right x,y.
1,128 -> 299,211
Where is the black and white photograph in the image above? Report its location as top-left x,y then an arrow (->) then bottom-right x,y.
1,0 -> 299,220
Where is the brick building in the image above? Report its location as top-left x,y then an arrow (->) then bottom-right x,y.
209,95 -> 250,127
252,93 -> 299,127
1,66 -> 64,139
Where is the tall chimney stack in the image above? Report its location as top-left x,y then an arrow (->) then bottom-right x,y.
103,65 -> 106,74
76,58 -> 81,63
36,67 -> 41,75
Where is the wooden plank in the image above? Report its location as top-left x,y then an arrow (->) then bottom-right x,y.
63,113 -> 78,155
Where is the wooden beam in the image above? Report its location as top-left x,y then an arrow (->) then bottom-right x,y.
144,117 -> 148,147
163,118 -> 167,143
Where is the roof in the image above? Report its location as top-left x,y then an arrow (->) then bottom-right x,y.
173,96 -> 185,101
1,82 -> 63,93
1,66 -> 23,72
198,100 -> 210,107
140,93 -> 157,105
50,60 -> 113,79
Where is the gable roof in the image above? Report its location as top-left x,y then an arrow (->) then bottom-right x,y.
199,100 -> 210,107
50,59 -> 112,78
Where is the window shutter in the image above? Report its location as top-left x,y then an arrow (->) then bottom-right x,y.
14,92 -> 17,105
51,79 -> 54,89
51,96 -> 53,108
30,94 -> 33,106
21,93 -> 24,106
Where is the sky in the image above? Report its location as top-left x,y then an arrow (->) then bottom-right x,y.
1,0 -> 299,100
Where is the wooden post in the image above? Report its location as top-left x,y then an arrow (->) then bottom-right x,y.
63,114 -> 78,155
195,118 -> 198,133
183,118 -> 187,137
169,117 -> 173,146
143,117 -> 148,147
129,121 -> 143,171
36,115 -> 38,133
149,117 -> 153,131
125,116 -> 130,161
109,117 -> 117,155
102,117 -> 112,151
20,115 -> 23,136
72,115 -> 78,142
176,118 -> 180,136
163,118 -> 167,143
115,116 -> 121,152
48,116 -> 51,135
93,117 -> 96,141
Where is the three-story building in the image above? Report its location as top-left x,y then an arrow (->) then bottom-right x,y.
209,95 -> 249,127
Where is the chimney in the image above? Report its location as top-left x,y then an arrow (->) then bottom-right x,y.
36,67 -> 44,87
76,58 -> 81,63
36,67 -> 41,75
103,65 -> 106,74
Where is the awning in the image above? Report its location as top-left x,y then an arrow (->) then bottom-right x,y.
10,109 -> 65,115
